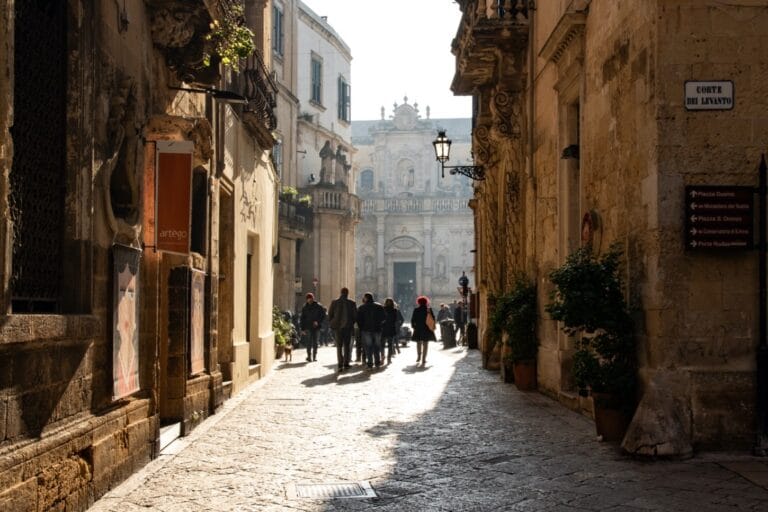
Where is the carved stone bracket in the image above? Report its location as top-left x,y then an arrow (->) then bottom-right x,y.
147,0 -> 220,85
451,1 -> 530,94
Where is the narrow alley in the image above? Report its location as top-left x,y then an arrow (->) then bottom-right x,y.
90,345 -> 768,512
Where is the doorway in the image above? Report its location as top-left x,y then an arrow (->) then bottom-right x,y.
393,262 -> 416,321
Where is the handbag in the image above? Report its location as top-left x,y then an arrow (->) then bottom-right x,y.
425,309 -> 436,331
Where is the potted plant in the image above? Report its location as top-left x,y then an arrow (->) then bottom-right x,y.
280,186 -> 299,203
272,306 -> 293,359
546,243 -> 636,441
204,5 -> 256,70
490,276 -> 538,389
297,194 -> 312,207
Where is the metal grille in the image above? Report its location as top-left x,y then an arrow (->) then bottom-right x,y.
9,0 -> 67,312
288,482 -> 376,499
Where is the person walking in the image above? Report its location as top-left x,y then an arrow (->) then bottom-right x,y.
300,292 -> 325,362
436,303 -> 454,344
356,292 -> 386,368
453,301 -> 466,344
328,287 -> 357,372
382,298 -> 404,364
411,296 -> 436,366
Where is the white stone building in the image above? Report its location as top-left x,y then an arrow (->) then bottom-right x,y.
353,100 -> 474,317
293,1 -> 359,309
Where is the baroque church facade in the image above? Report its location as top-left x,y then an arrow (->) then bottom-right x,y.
352,100 -> 474,317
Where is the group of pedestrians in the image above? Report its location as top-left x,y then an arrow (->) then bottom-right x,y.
299,288 -> 438,372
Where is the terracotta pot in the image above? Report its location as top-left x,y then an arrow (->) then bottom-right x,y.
501,360 -> 515,383
591,392 -> 631,442
275,344 -> 285,359
513,360 -> 537,391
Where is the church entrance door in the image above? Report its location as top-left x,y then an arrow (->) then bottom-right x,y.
393,262 -> 416,321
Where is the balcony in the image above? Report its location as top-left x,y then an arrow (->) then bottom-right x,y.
451,0 -> 531,95
306,187 -> 361,221
278,201 -> 313,236
232,51 -> 278,150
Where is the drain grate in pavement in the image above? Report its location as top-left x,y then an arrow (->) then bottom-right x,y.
286,481 -> 376,499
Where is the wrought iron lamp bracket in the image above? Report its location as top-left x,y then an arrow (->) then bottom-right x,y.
444,164 -> 485,181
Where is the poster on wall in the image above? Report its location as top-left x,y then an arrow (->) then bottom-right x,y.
112,244 -> 142,400
190,269 -> 206,376
155,140 -> 193,254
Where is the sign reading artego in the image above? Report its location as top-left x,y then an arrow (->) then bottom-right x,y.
685,186 -> 753,250
155,140 -> 193,254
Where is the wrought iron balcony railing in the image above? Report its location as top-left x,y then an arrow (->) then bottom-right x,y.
278,201 -> 313,234
232,51 -> 278,149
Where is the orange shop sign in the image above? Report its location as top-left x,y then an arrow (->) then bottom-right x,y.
155,140 -> 193,254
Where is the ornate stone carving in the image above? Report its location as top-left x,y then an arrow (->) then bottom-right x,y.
147,0 -> 220,85
319,141 -> 334,184
144,115 -> 213,166
334,145 -> 351,188
97,66 -> 141,248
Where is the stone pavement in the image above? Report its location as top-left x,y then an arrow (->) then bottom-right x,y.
89,343 -> 768,512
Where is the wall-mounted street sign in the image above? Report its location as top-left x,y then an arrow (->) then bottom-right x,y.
684,81 -> 734,111
685,186 -> 753,250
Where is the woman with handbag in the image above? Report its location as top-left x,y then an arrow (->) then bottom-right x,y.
411,296 -> 436,366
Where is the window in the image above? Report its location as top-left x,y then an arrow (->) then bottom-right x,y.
337,76 -> 351,122
10,0 -> 67,313
360,169 -> 374,191
271,5 -> 284,57
311,55 -> 322,104
273,140 -> 283,177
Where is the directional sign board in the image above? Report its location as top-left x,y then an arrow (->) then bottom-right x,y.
685,186 -> 754,250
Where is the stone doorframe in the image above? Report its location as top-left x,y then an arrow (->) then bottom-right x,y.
384,236 -> 424,301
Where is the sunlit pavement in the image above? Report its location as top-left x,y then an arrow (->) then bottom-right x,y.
90,342 -> 768,511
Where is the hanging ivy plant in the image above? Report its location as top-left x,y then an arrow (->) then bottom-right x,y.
204,6 -> 255,69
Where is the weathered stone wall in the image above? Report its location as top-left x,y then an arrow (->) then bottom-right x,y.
0,0 -> 235,508
528,0 -> 768,448
649,0 -> 768,448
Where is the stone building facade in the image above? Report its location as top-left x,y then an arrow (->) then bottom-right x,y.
294,2 -> 360,309
353,101 -> 474,315
452,0 -> 768,453
0,1 -> 278,509
271,0 -> 314,315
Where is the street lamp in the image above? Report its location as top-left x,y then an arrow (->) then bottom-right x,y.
432,130 -> 485,181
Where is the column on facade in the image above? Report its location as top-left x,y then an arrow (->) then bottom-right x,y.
422,214 -> 433,298
376,214 -> 386,292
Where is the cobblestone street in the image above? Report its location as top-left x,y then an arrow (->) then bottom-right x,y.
90,344 -> 768,512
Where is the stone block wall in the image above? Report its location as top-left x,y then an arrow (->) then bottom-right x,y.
526,0 -> 768,448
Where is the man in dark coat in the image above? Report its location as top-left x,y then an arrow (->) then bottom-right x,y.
328,287 -> 357,372
356,292 -> 386,368
453,301 -> 466,344
300,292 -> 325,362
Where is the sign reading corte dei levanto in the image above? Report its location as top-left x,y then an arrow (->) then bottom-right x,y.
684,81 -> 734,111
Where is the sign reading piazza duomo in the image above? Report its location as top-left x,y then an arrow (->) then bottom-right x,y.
352,100 -> 475,318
